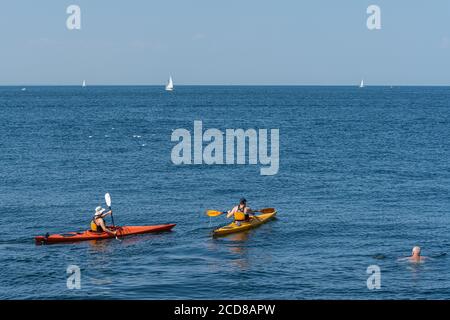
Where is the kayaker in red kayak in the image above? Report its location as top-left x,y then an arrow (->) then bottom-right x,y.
35,193 -> 177,244
91,206 -> 117,236
226,198 -> 256,224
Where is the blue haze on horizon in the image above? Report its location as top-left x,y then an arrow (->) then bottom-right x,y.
0,0 -> 449,86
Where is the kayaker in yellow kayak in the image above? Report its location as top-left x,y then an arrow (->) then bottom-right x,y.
90,206 -> 117,236
226,198 -> 256,224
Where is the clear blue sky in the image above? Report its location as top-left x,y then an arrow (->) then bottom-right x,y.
0,0 -> 449,85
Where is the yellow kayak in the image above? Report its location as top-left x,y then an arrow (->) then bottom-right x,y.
213,210 -> 277,237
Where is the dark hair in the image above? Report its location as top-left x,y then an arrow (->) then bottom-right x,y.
239,198 -> 247,205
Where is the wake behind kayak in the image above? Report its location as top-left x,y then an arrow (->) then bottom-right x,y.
35,224 -> 176,245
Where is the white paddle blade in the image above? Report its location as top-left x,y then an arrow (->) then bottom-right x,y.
105,193 -> 111,207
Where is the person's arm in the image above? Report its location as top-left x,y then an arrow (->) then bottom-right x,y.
226,206 -> 237,218
245,207 -> 255,215
101,210 -> 112,218
245,207 -> 261,220
98,219 -> 116,235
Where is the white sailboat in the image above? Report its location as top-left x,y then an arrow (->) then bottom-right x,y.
165,76 -> 174,91
82,80 -> 86,88
359,79 -> 364,88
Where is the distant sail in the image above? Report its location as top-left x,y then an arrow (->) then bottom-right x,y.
21,88 -> 26,91
359,79 -> 364,88
165,76 -> 174,91
82,80 -> 86,87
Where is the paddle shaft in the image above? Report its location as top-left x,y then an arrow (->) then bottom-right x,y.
207,207 -> 274,218
109,206 -> 115,226
108,208 -> 121,240
104,193 -> 119,240
105,193 -> 115,227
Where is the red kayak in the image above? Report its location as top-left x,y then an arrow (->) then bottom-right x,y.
35,224 -> 176,244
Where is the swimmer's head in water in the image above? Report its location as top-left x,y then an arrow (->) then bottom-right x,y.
412,246 -> 421,255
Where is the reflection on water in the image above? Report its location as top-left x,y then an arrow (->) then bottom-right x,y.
206,228 -> 276,272
227,232 -> 251,270
396,257 -> 432,283
406,263 -> 427,282
88,239 -> 112,253
227,232 -> 250,248
87,232 -> 172,253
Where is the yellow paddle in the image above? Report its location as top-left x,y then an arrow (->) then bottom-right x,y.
255,208 -> 275,214
205,208 -> 275,217
250,208 -> 275,221
205,210 -> 227,217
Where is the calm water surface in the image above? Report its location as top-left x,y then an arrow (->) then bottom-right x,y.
1,86 -> 449,299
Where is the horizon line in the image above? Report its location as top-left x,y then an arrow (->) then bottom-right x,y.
1,84 -> 450,87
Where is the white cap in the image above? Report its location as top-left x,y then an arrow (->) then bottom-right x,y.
95,206 -> 105,216
412,246 -> 421,255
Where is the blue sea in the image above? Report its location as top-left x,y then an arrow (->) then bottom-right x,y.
1,86 -> 450,299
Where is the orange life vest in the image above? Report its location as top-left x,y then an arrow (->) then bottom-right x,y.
234,205 -> 248,221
